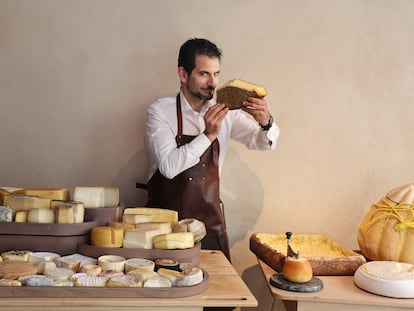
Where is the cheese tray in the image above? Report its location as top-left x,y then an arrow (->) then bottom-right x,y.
250,233 -> 366,275
0,270 -> 209,298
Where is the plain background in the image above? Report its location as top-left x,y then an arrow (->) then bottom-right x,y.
1,1 -> 414,310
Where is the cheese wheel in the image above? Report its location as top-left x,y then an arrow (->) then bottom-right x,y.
28,208 -> 55,223
98,255 -> 126,272
155,258 -> 180,271
176,218 -> 206,243
354,261 -> 414,298
125,258 -> 155,273
73,186 -> 119,208
91,226 -> 124,248
80,264 -> 102,276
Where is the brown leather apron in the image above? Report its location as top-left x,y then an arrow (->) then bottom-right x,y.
146,94 -> 230,260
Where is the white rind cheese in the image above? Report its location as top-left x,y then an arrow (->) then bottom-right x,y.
27,208 -> 55,224
144,276 -> 172,287
123,228 -> 162,249
73,186 -> 119,208
157,266 -> 203,286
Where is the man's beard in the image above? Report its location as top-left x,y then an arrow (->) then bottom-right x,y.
189,86 -> 215,101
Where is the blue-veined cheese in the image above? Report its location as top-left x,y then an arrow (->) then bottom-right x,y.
0,205 -> 12,222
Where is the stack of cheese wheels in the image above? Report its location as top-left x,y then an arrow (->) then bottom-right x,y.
354,261 -> 414,298
358,182 -> 414,263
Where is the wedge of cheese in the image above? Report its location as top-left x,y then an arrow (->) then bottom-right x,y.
123,207 -> 178,224
90,226 -> 124,248
14,188 -> 70,201
123,228 -> 162,249
157,266 -> 203,286
73,186 -> 119,208
55,253 -> 97,272
107,275 -> 143,287
153,232 -> 195,250
14,210 -> 29,222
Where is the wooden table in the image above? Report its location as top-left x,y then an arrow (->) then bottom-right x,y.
258,258 -> 414,311
0,250 -> 257,311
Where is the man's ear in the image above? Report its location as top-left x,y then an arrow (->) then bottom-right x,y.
178,66 -> 189,84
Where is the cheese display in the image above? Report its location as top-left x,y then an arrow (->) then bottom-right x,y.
27,208 -> 55,224
3,194 -> 51,215
123,228 -> 163,249
123,207 -> 178,224
14,188 -> 70,201
216,78 -> 267,110
174,218 -> 206,243
0,205 -> 12,222
358,182 -> 414,263
90,226 -> 124,248
153,232 -> 195,250
73,186 -> 119,208
354,261 -> 414,298
250,233 -> 366,275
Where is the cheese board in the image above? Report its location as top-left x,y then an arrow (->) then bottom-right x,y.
0,270 -> 209,298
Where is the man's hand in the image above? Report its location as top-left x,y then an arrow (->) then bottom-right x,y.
203,103 -> 229,142
242,97 -> 272,126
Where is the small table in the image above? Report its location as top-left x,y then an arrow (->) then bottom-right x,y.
0,251 -> 258,311
258,258 -> 414,311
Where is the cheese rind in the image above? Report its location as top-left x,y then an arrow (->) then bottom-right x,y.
98,255 -> 126,272
124,258 -> 155,273
55,205 -> 74,224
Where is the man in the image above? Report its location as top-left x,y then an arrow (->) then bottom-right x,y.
144,38 -> 279,261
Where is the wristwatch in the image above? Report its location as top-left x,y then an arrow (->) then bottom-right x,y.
260,115 -> 273,131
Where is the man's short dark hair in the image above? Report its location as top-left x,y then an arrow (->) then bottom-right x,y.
178,38 -> 222,74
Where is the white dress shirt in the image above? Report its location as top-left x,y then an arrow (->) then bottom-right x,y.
145,91 -> 280,180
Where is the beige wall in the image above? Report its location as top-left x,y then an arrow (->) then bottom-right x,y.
1,0 -> 414,309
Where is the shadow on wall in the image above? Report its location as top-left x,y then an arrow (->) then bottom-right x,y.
221,146 -> 264,247
112,148 -> 149,207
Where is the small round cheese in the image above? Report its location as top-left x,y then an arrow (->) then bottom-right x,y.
98,255 -> 126,272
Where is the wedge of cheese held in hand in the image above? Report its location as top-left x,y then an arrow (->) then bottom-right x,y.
216,78 -> 267,110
